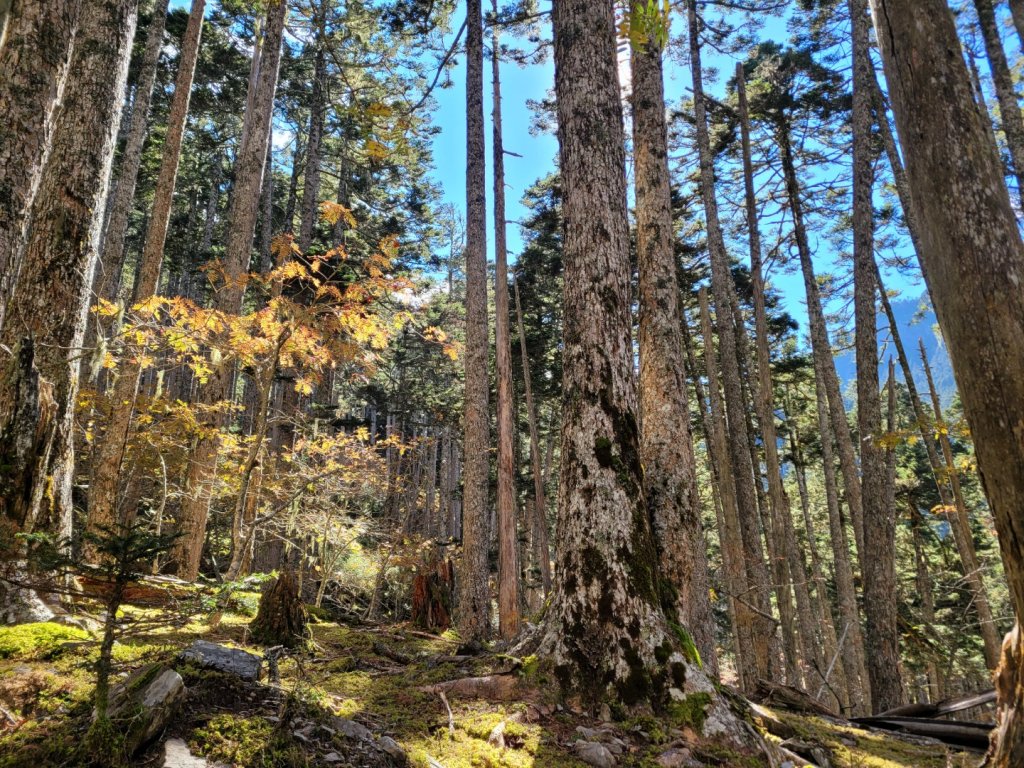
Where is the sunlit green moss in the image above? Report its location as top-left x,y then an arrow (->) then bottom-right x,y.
0,623 -> 89,661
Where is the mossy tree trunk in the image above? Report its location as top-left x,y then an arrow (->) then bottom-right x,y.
250,569 -> 307,648
631,0 -> 716,678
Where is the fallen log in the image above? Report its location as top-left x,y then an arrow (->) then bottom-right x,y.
751,679 -> 839,717
875,688 -> 996,719
849,715 -> 993,752
419,674 -> 519,701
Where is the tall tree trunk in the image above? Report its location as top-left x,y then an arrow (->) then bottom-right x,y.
812,362 -> 870,713
491,8 -> 520,640
297,12 -> 326,253
869,1 -> 1024,761
0,0 -> 82,333
972,0 -> 1024,202
919,339 -> 1002,667
687,0 -> 776,682
909,497 -> 945,701
86,0 -> 205,556
632,3 -> 716,677
169,0 -> 286,580
851,0 -> 902,715
0,0 -> 137,571
778,126 -> 865,563
259,140 -> 274,272
457,0 -> 491,640
698,290 -> 758,691
514,277 -> 551,597
737,63 -> 819,690
97,0 -> 171,303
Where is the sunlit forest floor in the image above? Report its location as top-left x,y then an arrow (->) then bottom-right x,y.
0,581 -> 977,768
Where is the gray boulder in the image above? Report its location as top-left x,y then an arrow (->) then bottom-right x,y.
107,665 -> 185,755
178,640 -> 262,682
575,740 -> 617,768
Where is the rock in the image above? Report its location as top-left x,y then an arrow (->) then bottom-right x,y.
576,726 -> 602,741
575,740 -> 617,768
163,738 -> 217,768
108,665 -> 185,755
378,735 -> 407,764
323,753 -> 343,764
332,716 -> 373,741
488,721 -> 506,748
656,747 -> 702,767
780,738 -> 832,767
178,640 -> 262,682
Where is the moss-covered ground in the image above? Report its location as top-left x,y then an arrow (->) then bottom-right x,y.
0,584 -> 976,768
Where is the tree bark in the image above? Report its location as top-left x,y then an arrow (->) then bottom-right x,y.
698,290 -> 758,691
169,0 -> 287,580
86,0 -> 206,557
778,126 -> 866,563
869,0 -> 1024,761
1010,0 -> 1024,53
492,5 -> 520,640
687,0 -> 775,682
457,0 -> 491,640
972,0 -> 1024,203
0,0 -> 137,551
851,0 -> 902,715
97,0 -> 172,303
297,10 -> 327,253
514,277 -> 551,597
918,338 -> 1002,667
632,4 -> 716,677
0,0 -> 81,332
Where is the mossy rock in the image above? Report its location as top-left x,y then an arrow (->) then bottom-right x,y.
190,714 -> 306,768
0,622 -> 90,661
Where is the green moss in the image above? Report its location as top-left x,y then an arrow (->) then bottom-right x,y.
667,622 -> 701,668
190,714 -> 305,768
667,692 -> 711,732
0,623 -> 90,661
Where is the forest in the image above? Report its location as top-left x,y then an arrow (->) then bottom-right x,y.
1,0 -> 1023,766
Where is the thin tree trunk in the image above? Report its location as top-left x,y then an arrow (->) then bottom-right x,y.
98,0 -> 172,303
0,0 -> 81,332
778,127 -> 866,563
812,362 -> 870,713
699,289 -> 758,691
869,2 -> 1024,758
259,140 -> 275,272
972,0 -> 1024,203
1010,0 -> 1024,53
170,0 -> 287,580
851,0 -> 902,715
514,277 -> 551,596
0,0 -> 136,557
918,339 -> 1002,667
86,0 -> 206,556
491,7 -> 519,640
909,497 -> 945,701
688,0 -> 776,683
458,0 -> 491,640
298,12 -> 326,253
632,3 -> 716,676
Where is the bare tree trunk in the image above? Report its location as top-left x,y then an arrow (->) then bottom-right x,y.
491,8 -> 519,640
869,1 -> 1024,759
851,0 -> 902,715
0,0 -> 136,562
778,128 -> 866,563
86,0 -> 206,558
0,0 -> 81,332
909,498 -> 945,701
699,290 -> 758,691
514,278 -> 551,597
259,140 -> 274,272
687,0 -> 776,683
972,0 -> 1024,203
97,0 -> 171,303
297,10 -> 326,253
632,4 -> 716,677
170,0 -> 287,580
919,339 -> 1002,667
1010,0 -> 1024,53
457,0 -> 491,640
813,363 -> 870,713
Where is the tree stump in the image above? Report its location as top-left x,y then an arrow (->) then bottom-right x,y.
248,570 -> 307,648
411,553 -> 454,632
